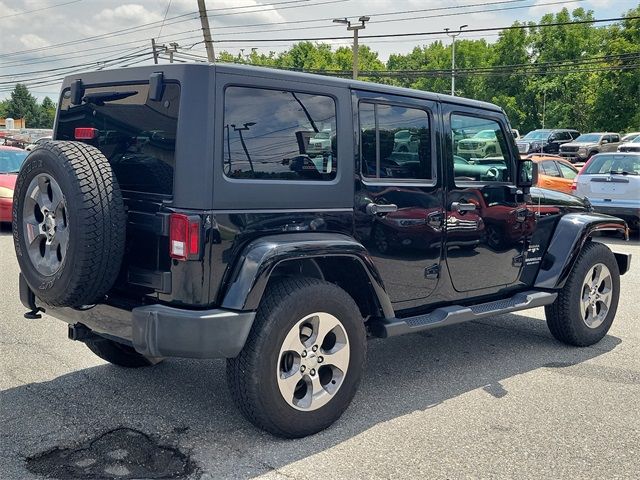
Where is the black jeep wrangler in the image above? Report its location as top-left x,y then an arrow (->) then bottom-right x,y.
12,64 -> 631,438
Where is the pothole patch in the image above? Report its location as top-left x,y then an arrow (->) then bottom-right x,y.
26,428 -> 194,479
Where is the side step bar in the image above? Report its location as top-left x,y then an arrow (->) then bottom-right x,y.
374,291 -> 557,338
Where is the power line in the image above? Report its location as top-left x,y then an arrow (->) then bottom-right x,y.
208,15 -> 640,43
157,0 -> 173,38
0,0 -> 83,21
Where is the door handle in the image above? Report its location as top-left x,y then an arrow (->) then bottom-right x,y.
366,203 -> 398,215
451,202 -> 477,212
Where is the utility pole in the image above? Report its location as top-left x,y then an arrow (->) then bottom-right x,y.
333,16 -> 370,80
445,25 -> 467,96
231,122 -> 256,173
151,38 -> 159,64
197,0 -> 215,62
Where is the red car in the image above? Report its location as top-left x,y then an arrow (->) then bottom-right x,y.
0,147 -> 28,223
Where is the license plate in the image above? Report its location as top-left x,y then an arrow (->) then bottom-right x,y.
590,183 -> 627,195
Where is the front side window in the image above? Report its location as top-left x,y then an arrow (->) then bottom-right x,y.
540,161 -> 561,177
360,102 -> 432,181
451,114 -> 511,183
223,86 -> 337,181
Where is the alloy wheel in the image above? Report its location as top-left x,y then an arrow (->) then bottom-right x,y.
276,312 -> 350,411
22,174 -> 69,276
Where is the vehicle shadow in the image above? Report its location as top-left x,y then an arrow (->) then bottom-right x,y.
0,223 -> 11,235
0,312 -> 622,478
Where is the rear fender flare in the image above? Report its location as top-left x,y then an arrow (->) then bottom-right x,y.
534,213 -> 628,289
220,233 -> 394,318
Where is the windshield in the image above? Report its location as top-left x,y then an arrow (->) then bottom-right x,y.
574,134 -> 602,143
474,130 -> 496,139
583,155 -> 640,175
0,149 -> 28,173
523,131 -> 550,141
633,136 -> 640,144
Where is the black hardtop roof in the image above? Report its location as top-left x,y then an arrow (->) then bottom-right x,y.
60,62 -> 503,113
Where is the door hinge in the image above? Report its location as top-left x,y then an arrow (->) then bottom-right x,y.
424,264 -> 440,280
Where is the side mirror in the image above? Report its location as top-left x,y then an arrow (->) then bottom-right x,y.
601,139 -> 609,144
517,159 -> 538,188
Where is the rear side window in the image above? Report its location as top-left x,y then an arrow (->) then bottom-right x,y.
57,83 -> 179,196
359,102 -> 432,181
557,162 -> 577,179
584,155 -> 640,175
223,86 -> 337,181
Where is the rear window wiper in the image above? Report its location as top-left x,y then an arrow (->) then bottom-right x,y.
608,170 -> 636,175
82,90 -> 138,105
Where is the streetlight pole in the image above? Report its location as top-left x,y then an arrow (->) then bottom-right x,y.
445,25 -> 467,96
333,16 -> 370,80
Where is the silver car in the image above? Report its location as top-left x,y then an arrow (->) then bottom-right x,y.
559,132 -> 620,163
574,152 -> 640,230
617,134 -> 640,153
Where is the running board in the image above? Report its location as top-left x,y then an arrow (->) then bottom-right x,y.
374,291 -> 557,338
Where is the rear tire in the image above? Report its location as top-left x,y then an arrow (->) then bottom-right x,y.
85,338 -> 160,368
545,242 -> 620,346
226,277 -> 366,438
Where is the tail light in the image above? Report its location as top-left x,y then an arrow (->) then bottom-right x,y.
170,213 -> 200,261
571,179 -> 577,191
74,127 -> 98,140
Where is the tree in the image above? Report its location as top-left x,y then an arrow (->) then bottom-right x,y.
5,84 -> 39,127
37,97 -> 56,129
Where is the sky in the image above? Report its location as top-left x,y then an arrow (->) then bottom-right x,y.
0,0 -> 637,101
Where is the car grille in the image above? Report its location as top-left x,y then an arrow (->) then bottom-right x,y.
517,143 -> 529,153
619,146 -> 640,152
561,146 -> 579,153
459,141 -> 481,150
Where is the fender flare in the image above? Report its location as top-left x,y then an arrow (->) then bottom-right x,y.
534,213 -> 628,289
219,233 -> 394,318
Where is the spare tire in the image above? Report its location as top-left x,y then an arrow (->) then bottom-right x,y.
12,141 -> 126,307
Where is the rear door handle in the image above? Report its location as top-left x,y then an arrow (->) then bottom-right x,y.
366,203 -> 398,215
451,202 -> 477,212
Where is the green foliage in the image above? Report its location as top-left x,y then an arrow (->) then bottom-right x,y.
216,5 -> 639,134
2,85 -> 57,128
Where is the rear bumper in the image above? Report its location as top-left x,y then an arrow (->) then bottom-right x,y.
20,275 -> 255,359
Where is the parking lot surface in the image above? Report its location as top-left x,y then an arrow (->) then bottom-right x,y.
1,226 -> 638,479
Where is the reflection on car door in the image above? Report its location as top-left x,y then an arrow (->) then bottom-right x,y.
445,107 -> 530,293
353,90 -> 444,307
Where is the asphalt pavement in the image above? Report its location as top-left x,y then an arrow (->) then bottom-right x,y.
1,224 -> 638,479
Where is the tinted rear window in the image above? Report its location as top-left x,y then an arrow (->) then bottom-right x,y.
57,83 -> 180,196
583,155 -> 640,175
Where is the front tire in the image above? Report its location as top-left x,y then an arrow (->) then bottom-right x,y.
545,242 -> 620,346
226,277 -> 366,438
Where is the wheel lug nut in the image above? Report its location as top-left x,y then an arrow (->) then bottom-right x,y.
300,365 -> 306,372
301,351 -> 307,358
310,369 -> 316,376
318,356 -> 323,363
312,345 -> 318,352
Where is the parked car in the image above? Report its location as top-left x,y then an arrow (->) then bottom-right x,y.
620,132 -> 640,143
573,152 -> 640,230
0,146 -> 28,222
617,134 -> 640,153
516,129 -> 580,155
12,64 -> 630,439
527,154 -> 579,194
559,132 -> 621,163
456,129 -> 503,159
